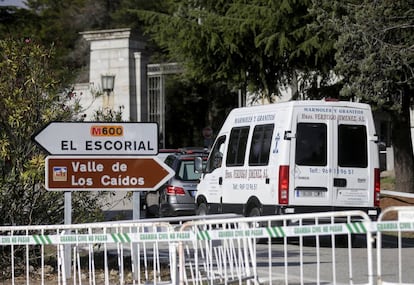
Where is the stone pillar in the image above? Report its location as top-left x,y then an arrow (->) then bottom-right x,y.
81,28 -> 146,121
134,52 -> 149,121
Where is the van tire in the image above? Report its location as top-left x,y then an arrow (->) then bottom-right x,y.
197,203 -> 208,216
248,207 -> 260,217
247,207 -> 267,244
247,206 -> 261,227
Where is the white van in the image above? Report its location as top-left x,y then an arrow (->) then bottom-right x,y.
195,100 -> 381,220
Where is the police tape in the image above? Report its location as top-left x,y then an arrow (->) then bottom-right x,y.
0,220 -> 412,245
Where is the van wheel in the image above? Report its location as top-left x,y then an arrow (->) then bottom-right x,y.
248,207 -> 266,243
248,207 -> 260,217
248,207 -> 261,227
197,203 -> 208,216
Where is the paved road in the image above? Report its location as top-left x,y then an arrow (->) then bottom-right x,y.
253,234 -> 414,284
62,229 -> 414,284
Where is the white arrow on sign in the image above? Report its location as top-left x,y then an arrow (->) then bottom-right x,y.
33,122 -> 159,155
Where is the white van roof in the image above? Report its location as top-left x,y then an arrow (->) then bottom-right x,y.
230,100 -> 371,115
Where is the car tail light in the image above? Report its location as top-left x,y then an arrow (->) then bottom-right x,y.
166,185 -> 186,196
278,165 -> 289,204
374,168 -> 380,207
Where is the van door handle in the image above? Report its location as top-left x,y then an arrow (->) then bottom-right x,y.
219,177 -> 223,185
334,178 -> 347,187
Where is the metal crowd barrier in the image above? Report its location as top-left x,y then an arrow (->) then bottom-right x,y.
0,221 -> 177,285
376,206 -> 414,285
178,210 -> 374,285
2,208 -> 414,285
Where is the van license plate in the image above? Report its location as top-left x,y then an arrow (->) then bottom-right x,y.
298,190 -> 325,197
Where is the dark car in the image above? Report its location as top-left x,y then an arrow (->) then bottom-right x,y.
145,148 -> 208,217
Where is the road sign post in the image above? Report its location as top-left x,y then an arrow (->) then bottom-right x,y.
33,122 -> 165,281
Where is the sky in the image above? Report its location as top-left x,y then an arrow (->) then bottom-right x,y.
0,0 -> 26,8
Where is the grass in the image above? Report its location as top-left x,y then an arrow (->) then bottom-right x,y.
381,176 -> 395,191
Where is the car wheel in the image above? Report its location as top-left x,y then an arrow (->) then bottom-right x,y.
196,203 -> 208,216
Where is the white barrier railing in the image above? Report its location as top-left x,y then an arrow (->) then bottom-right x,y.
377,206 -> 414,285
2,208 -> 414,284
0,221 -> 178,285
178,210 -> 374,285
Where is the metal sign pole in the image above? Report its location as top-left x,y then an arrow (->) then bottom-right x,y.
64,191 -> 72,280
132,191 -> 141,280
133,191 -> 141,220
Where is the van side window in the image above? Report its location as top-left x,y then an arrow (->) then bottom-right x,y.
249,124 -> 274,166
338,124 -> 368,167
295,123 -> 327,166
206,135 -> 226,173
226,127 -> 249,166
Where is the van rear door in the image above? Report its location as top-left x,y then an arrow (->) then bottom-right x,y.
334,110 -> 375,207
289,105 -> 375,208
290,112 -> 332,206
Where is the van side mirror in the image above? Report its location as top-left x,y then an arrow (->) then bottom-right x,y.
194,156 -> 204,173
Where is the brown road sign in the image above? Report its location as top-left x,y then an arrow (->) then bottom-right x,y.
45,156 -> 174,191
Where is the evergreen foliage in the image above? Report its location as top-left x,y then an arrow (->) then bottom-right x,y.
312,0 -> 414,192
127,0 -> 338,101
0,0 -> 120,83
0,38 -> 104,227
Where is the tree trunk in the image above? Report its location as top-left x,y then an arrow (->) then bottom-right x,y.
391,94 -> 414,193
